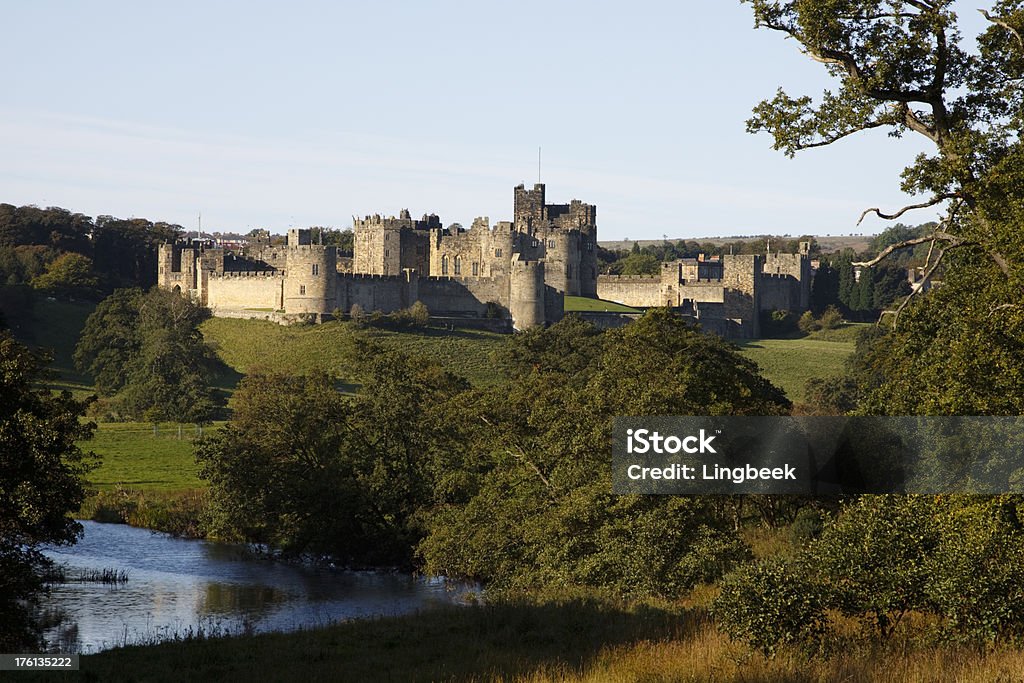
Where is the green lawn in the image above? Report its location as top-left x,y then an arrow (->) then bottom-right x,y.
564,295 -> 641,313
733,337 -> 855,404
81,422 -> 212,491
200,317 -> 508,387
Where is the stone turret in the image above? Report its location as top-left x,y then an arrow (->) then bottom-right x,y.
509,254 -> 545,330
284,230 -> 337,317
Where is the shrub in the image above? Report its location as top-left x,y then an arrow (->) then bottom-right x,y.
789,507 -> 825,546
818,305 -> 843,330
349,303 -> 366,326
798,310 -> 819,333
713,557 -> 827,656
407,301 -> 430,327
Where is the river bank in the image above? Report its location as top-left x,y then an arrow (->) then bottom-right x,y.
27,594 -> 1024,682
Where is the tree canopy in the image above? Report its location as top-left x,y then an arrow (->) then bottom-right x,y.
744,0 -> 1024,414
0,333 -> 95,649
74,288 -> 222,422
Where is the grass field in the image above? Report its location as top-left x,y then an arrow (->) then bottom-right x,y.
563,296 -> 641,313
733,336 -> 855,403
80,422 -> 211,492
200,317 -> 508,387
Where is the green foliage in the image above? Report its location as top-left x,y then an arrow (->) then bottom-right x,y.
788,507 -> 825,546
809,495 -> 937,640
30,252 -> 100,299
197,346 -> 469,565
760,309 -> 798,338
797,310 -> 819,333
818,305 -> 842,330
420,310 -> 786,597
617,251 -> 661,276
74,288 -> 222,422
713,557 -> 827,656
857,255 -> 1024,415
0,332 -> 96,649
744,0 -> 1024,415
926,497 -> 1024,644
802,375 -> 859,415
716,495 -> 1024,652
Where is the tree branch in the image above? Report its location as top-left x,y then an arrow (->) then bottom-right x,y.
980,9 -> 1024,51
852,231 -> 963,268
889,247 -> 946,329
856,193 -> 959,226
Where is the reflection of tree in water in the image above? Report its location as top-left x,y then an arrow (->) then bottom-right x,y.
39,605 -> 79,654
198,583 -> 288,620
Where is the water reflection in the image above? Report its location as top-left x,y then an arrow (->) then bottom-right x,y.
42,521 -> 473,653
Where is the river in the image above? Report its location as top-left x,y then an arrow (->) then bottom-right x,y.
41,521 -> 473,653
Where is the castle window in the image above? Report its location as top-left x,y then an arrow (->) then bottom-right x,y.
587,241 -> 593,251
384,249 -> 390,258
312,264 -> 319,276
299,285 -> 306,295
532,239 -> 538,248
548,239 -> 555,248
454,256 -> 462,275
472,262 -> 479,276
441,255 -> 449,275
495,248 -> 502,258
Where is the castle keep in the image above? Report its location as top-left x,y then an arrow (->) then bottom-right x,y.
158,183 -> 811,336
159,183 -> 596,330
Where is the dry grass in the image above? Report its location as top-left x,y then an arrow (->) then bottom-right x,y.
513,624 -> 1024,683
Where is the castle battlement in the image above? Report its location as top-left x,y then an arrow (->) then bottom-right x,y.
209,270 -> 286,279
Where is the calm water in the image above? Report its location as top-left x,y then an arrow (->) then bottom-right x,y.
42,521 -> 472,653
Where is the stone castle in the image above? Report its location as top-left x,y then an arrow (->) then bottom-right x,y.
595,247 -> 812,337
157,182 -> 811,336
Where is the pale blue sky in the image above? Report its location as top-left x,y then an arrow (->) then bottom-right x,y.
0,1 -> 988,240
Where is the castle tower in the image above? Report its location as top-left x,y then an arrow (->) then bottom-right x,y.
514,183 -> 546,231
509,254 -> 546,330
284,233 -> 337,317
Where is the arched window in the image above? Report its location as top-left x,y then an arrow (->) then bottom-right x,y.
454,256 -> 462,275
441,255 -> 448,275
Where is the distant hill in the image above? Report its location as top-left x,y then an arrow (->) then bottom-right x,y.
599,234 -> 875,254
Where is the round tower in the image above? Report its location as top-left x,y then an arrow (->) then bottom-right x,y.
284,245 -> 337,318
509,255 -> 545,331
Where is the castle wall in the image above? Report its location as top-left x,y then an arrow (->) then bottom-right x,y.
205,272 -> 284,311
336,274 -> 407,315
596,275 -> 662,307
760,252 -> 811,311
419,276 -> 507,316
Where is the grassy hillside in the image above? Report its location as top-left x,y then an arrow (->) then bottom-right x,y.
564,296 -> 641,313
200,317 -> 508,387
734,336 -> 855,403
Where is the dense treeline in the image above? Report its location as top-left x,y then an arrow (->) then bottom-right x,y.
0,203 -> 181,298
198,311 -> 789,591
